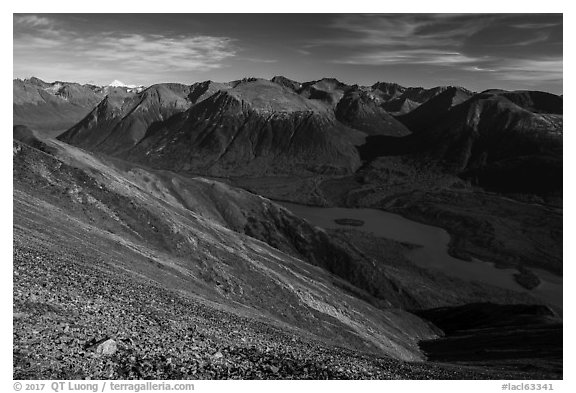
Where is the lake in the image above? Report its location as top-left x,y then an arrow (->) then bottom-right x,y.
278,201 -> 562,309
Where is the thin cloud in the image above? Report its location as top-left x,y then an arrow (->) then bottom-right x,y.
474,31 -> 552,48
466,66 -> 497,72
460,58 -> 562,83
320,14 -> 562,86
85,33 -> 237,71
242,57 -> 278,64
512,32 -> 551,47
314,14 -> 492,68
333,49 -> 479,66
490,58 -> 563,82
512,22 -> 562,29
315,14 -> 491,49
14,14 -> 54,28
13,14 -> 238,82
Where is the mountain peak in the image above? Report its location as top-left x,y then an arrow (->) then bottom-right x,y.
106,80 -> 146,93
270,76 -> 302,91
109,80 -> 133,88
24,76 -> 50,88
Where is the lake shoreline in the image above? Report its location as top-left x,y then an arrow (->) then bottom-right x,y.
277,201 -> 562,310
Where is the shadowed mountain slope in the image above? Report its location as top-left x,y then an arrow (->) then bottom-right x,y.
484,90 -> 562,114
298,78 -> 350,108
415,303 -> 561,369
59,79 -> 366,177
58,83 -> 196,153
13,78 -> 106,135
271,75 -> 302,91
14,130 -> 563,378
127,80 -> 364,176
412,91 -> 562,191
55,77 -> 491,179
51,76 -> 561,199
360,90 -> 562,196
16,132 -> 564,379
371,82 -> 406,101
14,136 -> 442,364
13,125 -> 39,146
371,83 -> 469,116
397,87 -> 475,133
335,89 -> 411,137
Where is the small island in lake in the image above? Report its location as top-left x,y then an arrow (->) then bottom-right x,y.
334,218 -> 365,227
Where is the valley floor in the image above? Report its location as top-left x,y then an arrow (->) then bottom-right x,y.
231,172 -> 562,303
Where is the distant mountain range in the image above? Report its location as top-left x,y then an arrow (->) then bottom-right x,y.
14,75 -> 563,196
360,88 -> 562,194
51,75 -> 463,176
13,77 -> 146,135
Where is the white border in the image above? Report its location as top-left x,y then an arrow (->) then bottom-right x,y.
3,2 -> 571,391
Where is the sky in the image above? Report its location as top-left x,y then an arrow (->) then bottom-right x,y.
13,13 -> 563,94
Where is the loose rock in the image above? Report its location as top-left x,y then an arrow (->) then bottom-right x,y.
96,339 -> 117,356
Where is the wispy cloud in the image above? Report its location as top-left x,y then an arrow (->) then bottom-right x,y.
465,66 -> 496,72
489,58 -> 563,82
321,14 -> 489,49
14,14 -> 54,28
85,33 -> 236,71
333,49 -> 479,66
512,22 -> 562,29
242,57 -> 278,64
317,14 -> 492,68
459,57 -> 562,87
13,14 -> 237,83
476,31 -> 551,48
320,14 -> 562,85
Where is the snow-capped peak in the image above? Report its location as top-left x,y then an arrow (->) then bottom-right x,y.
109,80 -> 135,88
107,80 -> 146,93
